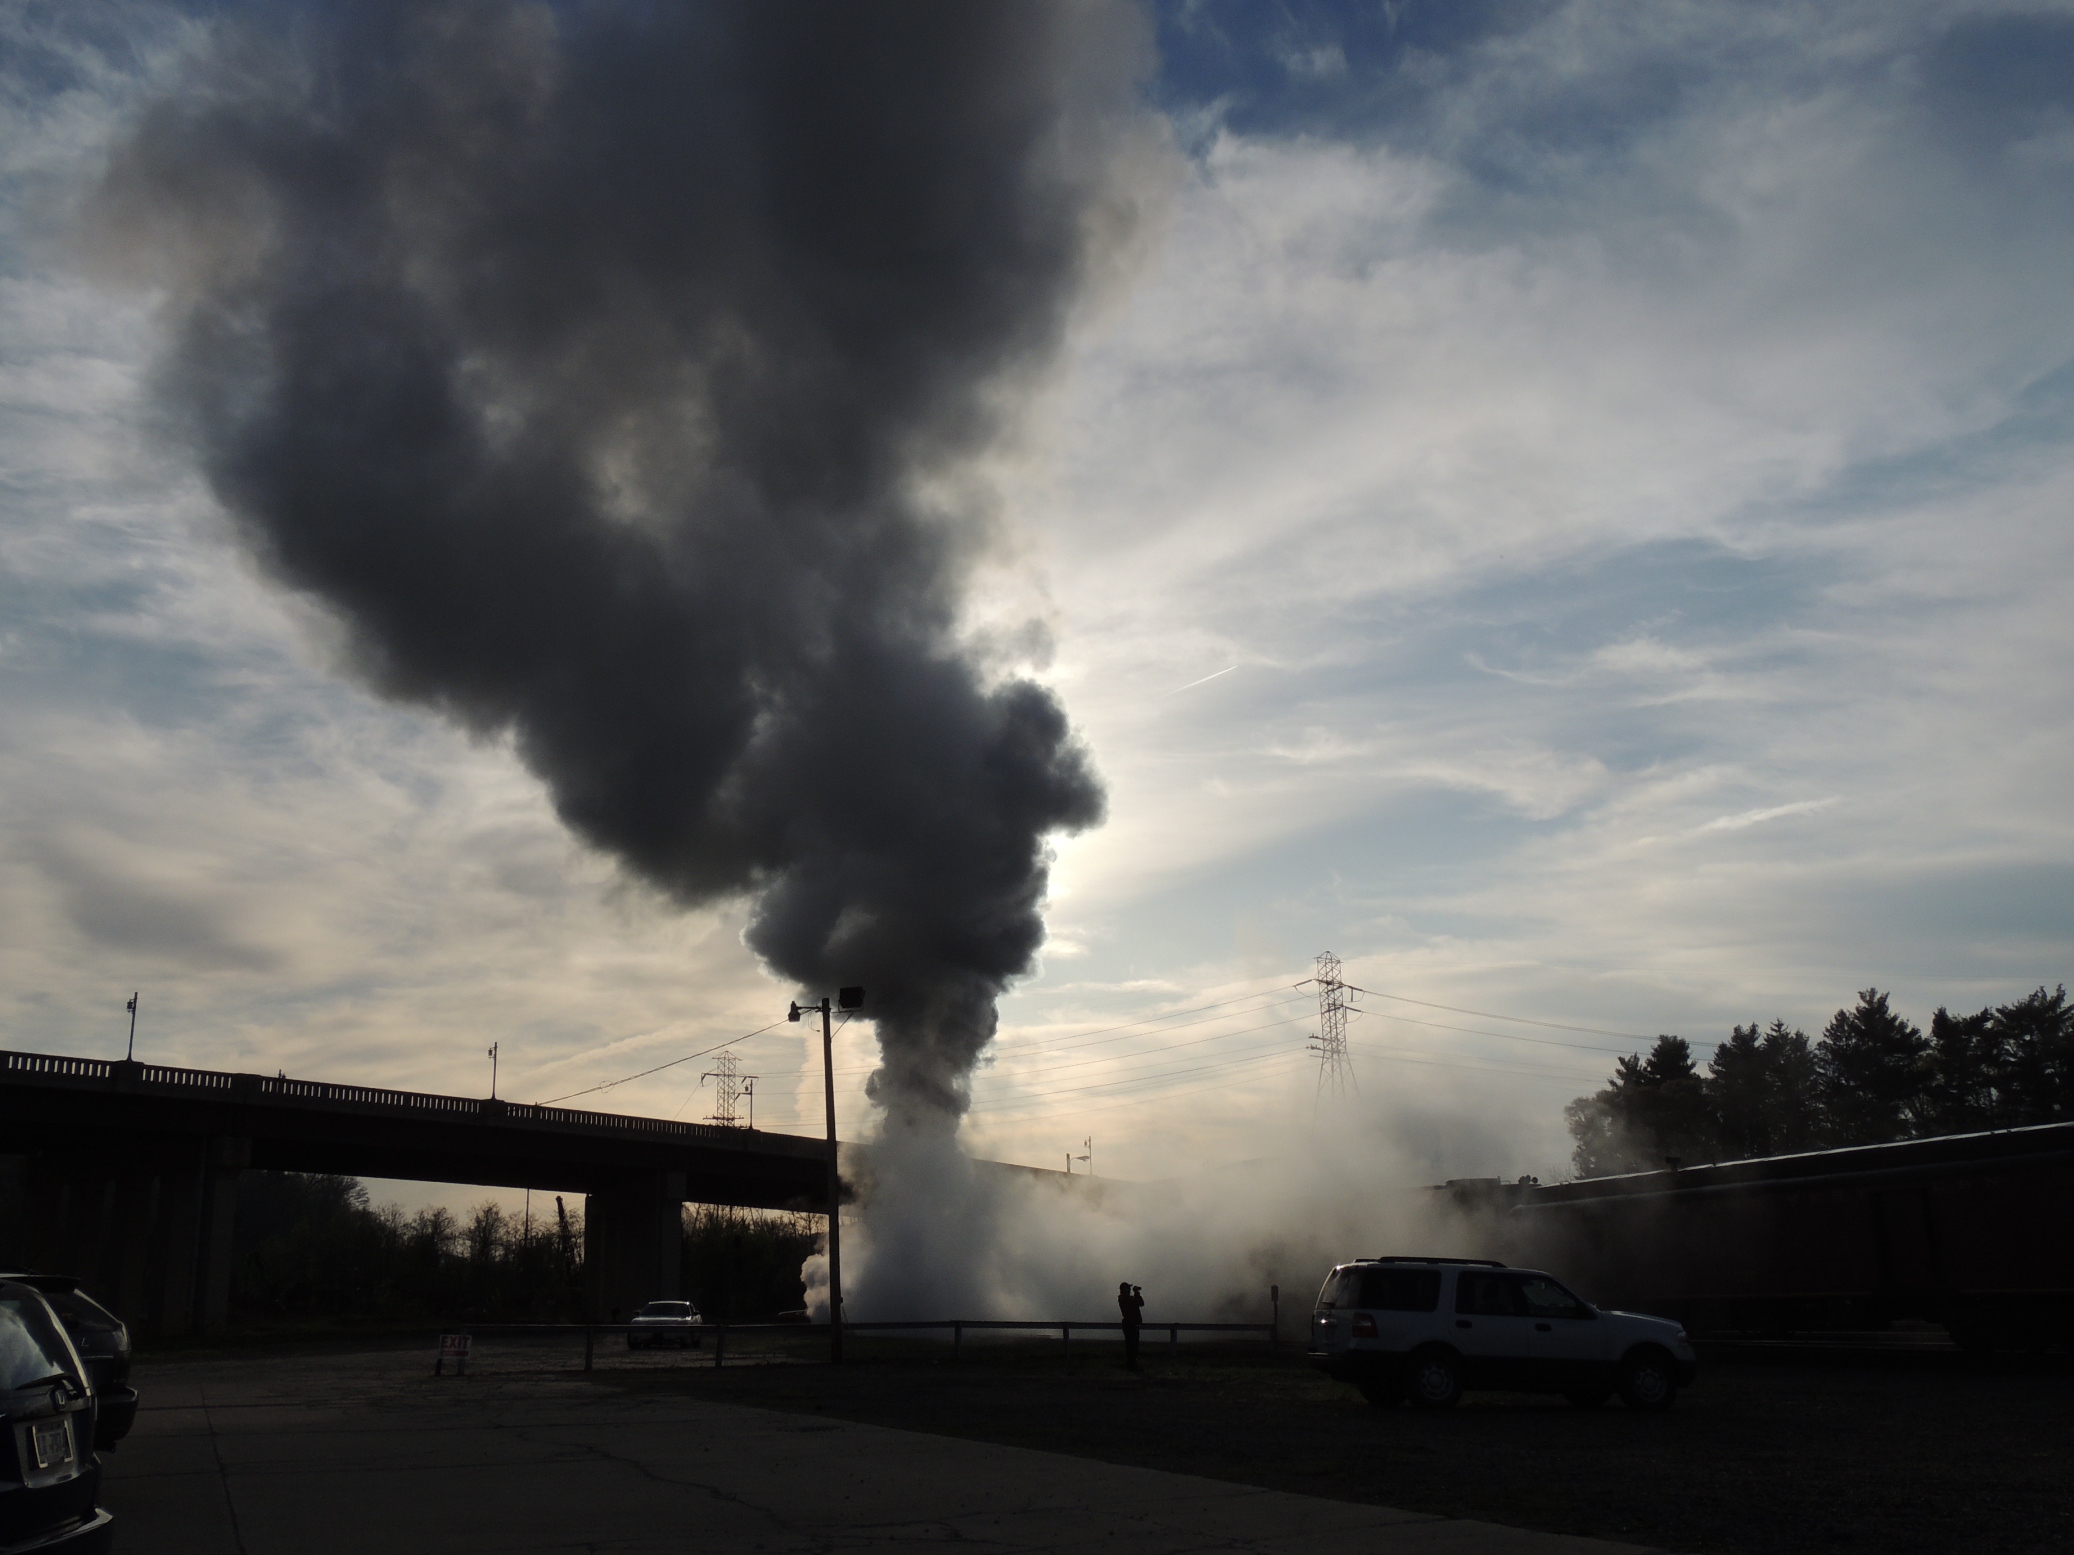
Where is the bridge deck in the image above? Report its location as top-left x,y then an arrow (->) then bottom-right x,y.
1,1047 -> 831,1207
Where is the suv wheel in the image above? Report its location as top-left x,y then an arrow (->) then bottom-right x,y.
1618,1351 -> 1678,1411
1405,1348 -> 1463,1411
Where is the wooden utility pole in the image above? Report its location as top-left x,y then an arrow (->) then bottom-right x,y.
792,987 -> 865,1363
818,997 -> 842,1362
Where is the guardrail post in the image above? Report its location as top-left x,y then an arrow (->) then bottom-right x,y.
1170,1323 -> 1178,1356
714,1325 -> 725,1369
1061,1323 -> 1069,1363
583,1326 -> 594,1372
953,1322 -> 962,1365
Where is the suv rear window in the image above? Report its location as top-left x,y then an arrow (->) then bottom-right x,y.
38,1288 -> 123,1334
1349,1267 -> 1442,1312
0,1292 -> 78,1392
1317,1266 -> 1442,1312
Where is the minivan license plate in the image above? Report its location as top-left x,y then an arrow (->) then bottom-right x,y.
31,1419 -> 71,1469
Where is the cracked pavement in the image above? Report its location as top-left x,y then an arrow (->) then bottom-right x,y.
103,1348 -> 1657,1554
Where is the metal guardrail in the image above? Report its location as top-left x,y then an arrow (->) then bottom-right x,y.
0,1047 -> 807,1151
849,1318 -> 1278,1362
457,1318 -> 1280,1370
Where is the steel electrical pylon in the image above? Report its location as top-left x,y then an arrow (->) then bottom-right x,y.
1309,952 -> 1357,1100
700,1050 -> 758,1129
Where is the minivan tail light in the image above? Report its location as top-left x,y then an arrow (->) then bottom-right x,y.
1351,1313 -> 1378,1338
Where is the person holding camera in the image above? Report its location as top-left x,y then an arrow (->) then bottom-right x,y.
1117,1281 -> 1145,1370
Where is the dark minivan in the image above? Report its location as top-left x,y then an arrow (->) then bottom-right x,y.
0,1278 -> 134,1451
0,1280 -> 114,1552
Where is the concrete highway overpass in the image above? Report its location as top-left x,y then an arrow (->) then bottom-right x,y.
1,1046 -> 935,1332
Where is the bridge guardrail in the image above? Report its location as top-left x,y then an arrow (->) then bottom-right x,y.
0,1046 -> 803,1150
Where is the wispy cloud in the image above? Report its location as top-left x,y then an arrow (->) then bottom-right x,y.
1696,798 -> 1840,834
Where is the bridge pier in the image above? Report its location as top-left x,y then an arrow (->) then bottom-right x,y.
11,1134 -> 248,1334
583,1170 -> 685,1322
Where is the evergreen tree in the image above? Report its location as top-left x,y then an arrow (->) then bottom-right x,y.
1566,983 -> 2066,1177
1706,1021 -> 1821,1157
1708,1024 -> 1770,1158
1756,1019 -> 1825,1152
1565,1035 -> 1714,1176
1817,989 -> 1929,1144
1992,984 -> 2074,1125
1563,1090 -> 1628,1178
1925,1005 -> 2002,1133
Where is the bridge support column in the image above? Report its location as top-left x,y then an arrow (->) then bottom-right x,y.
188,1136 -> 247,1332
16,1136 -> 247,1335
583,1170 -> 685,1323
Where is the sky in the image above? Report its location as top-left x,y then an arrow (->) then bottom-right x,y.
4,0 -> 2072,1211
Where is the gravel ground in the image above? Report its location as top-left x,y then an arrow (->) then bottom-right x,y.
590,1335 -> 2071,1555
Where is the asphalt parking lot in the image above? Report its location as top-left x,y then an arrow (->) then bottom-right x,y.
104,1343 -> 1654,1555
593,1332 -> 2072,1555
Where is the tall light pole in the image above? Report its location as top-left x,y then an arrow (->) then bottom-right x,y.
125,993 -> 138,1062
791,986 -> 864,1363
487,1041 -> 499,1100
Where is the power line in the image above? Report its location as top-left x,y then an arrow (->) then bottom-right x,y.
758,999 -> 1315,1087
1338,981 -> 1686,1044
969,1054 -> 1316,1126
557,972 -> 1679,1129
1007,1010 -> 1318,1083
971,1045 -> 1304,1110
1027,992 -> 1314,1055
539,1020 -> 786,1105
740,986 -> 1617,1125
841,1035 -> 1308,1119
747,1023 -> 1609,1130
976,1018 -> 1597,1118
1370,1010 -> 1648,1056
966,1036 -> 1605,1129
1344,1040 -> 1606,1084
1000,985 -> 1313,1054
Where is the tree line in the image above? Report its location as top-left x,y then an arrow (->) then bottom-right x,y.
1564,984 -> 2073,1177
229,1171 -> 819,1326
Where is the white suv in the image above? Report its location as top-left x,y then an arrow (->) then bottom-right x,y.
1308,1257 -> 1696,1411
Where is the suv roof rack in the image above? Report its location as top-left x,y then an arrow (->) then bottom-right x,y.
1364,1256 -> 1508,1267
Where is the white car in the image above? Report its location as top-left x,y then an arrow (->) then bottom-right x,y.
625,1300 -> 704,1350
1308,1256 -> 1696,1411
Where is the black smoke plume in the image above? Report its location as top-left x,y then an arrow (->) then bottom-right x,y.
92,1 -> 1159,1132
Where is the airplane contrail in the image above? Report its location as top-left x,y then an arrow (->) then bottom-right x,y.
1168,665 -> 1238,695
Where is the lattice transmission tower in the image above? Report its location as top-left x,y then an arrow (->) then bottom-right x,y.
700,1050 -> 759,1129
1308,952 -> 1357,1100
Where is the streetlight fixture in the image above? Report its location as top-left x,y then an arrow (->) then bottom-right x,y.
791,984 -> 864,1363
